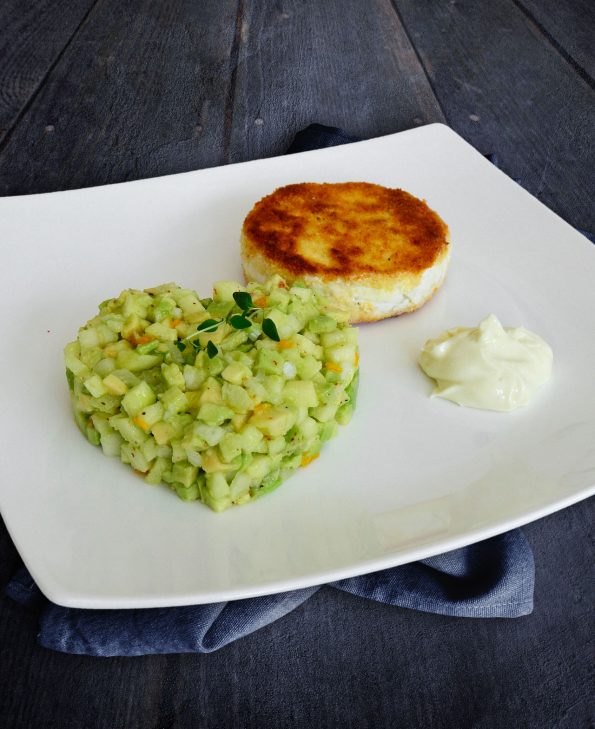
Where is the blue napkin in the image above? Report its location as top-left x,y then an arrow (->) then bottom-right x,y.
5,124 -> 537,657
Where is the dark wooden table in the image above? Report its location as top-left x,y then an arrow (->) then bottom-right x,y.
1,2 -> 594,727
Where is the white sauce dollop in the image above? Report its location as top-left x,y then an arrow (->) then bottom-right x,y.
418,314 -> 553,411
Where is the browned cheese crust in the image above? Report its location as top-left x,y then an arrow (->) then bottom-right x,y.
241,182 -> 450,284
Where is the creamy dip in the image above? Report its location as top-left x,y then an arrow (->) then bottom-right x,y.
418,314 -> 553,411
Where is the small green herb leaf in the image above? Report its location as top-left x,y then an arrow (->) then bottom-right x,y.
233,291 -> 253,311
229,314 -> 252,330
175,341 -> 186,352
262,318 -> 280,341
196,318 -> 220,332
206,341 -> 218,359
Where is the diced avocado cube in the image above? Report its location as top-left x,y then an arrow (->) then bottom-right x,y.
176,292 -> 205,315
249,406 -> 296,437
102,373 -> 128,395
213,281 -> 244,302
199,377 -> 223,404
145,321 -> 178,342
221,362 -> 252,385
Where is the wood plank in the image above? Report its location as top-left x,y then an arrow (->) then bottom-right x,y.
393,0 -> 595,231
1,500 -> 593,728
228,0 -> 445,163
516,0 -> 595,81
0,0 -> 239,195
0,0 -> 98,144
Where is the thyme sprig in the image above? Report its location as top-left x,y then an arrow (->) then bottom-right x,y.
178,290 -> 280,358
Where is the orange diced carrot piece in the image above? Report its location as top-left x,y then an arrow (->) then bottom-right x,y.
133,416 -> 150,431
253,402 -> 270,414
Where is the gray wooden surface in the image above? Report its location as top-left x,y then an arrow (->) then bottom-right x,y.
1,1 -> 594,727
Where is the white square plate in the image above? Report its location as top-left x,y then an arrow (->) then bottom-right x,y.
1,124 -> 594,608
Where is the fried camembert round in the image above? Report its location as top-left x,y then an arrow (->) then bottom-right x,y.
241,182 -> 451,323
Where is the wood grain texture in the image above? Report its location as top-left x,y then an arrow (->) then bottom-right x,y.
516,0 -> 595,81
228,0 -> 445,163
0,0 -> 97,144
0,0 -> 239,195
0,2 -> 594,727
394,0 -> 595,231
1,499 -> 593,729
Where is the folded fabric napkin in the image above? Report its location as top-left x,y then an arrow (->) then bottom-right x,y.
5,124 -> 537,657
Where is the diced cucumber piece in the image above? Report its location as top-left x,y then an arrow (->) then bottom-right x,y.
222,383 -> 253,412
230,471 -> 252,501
145,456 -> 170,485
110,416 -> 148,446
100,431 -> 124,457
193,421 -> 225,446
197,402 -> 234,426
161,362 -> 185,388
310,403 -> 338,423
121,381 -> 156,418
116,350 -> 162,372
120,443 -> 150,472
308,315 -> 337,334
336,402 -> 354,425
93,357 -> 117,378
84,374 -> 108,398
238,424 -> 264,451
172,461 -> 198,488
159,386 -> 189,417
218,432 -> 243,463
175,482 -> 200,501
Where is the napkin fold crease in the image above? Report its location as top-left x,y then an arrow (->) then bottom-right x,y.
5,124 -> 538,657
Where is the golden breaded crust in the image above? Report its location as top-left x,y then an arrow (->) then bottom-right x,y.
241,182 -> 450,286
